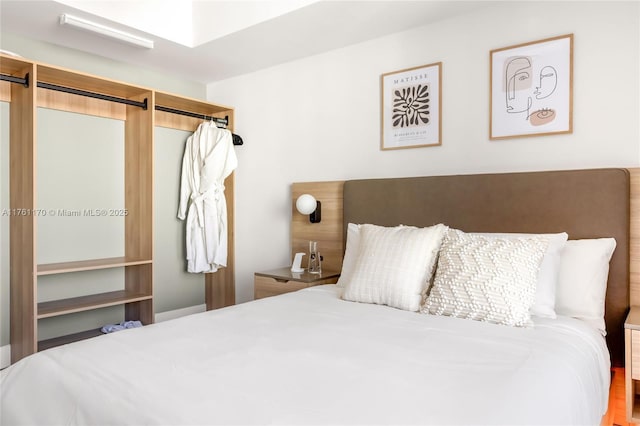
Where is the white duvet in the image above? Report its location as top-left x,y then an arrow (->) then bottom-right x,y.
1,285 -> 610,425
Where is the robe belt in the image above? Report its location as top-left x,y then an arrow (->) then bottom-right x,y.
190,183 -> 225,228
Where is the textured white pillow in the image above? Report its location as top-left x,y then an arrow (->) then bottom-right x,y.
473,232 -> 568,319
555,238 -> 616,335
336,223 -> 361,288
341,223 -> 448,311
423,229 -> 548,327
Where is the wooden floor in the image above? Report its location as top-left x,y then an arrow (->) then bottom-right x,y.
604,368 -> 633,426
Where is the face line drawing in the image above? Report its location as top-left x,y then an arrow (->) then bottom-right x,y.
504,56 -> 533,116
534,65 -> 558,100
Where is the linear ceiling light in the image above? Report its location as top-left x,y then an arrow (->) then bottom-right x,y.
59,13 -> 154,49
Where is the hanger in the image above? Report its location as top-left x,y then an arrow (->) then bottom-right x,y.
203,114 -> 243,145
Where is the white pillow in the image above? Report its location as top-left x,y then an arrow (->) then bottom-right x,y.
473,232 -> 568,319
422,229 -> 548,327
555,238 -> 616,335
341,223 -> 448,311
336,223 -> 361,288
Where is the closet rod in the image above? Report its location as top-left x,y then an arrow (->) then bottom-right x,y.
37,82 -> 148,109
0,73 -> 29,87
1,72 -> 243,145
0,72 -> 148,109
155,105 -> 228,126
154,106 -> 244,145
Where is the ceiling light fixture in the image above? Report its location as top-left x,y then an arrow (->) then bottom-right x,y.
59,13 -> 154,49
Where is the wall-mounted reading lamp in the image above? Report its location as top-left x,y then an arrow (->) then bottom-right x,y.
296,194 -> 321,223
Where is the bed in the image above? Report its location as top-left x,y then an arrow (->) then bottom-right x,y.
0,168 -> 631,425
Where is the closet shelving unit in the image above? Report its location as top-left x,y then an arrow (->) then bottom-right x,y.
1,54 -> 236,363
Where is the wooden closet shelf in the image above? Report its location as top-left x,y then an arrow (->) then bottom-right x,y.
37,290 -> 152,319
37,64 -> 151,99
38,328 -> 104,352
37,257 -> 152,275
0,54 -> 33,74
155,91 -> 232,115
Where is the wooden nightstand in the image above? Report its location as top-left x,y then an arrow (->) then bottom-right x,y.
254,268 -> 340,300
625,307 -> 640,422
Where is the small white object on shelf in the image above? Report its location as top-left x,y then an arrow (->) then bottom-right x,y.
291,252 -> 305,273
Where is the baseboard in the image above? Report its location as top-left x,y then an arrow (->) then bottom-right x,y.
154,304 -> 206,323
0,344 -> 10,369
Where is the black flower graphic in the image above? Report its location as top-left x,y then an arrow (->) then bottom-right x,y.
392,84 -> 430,128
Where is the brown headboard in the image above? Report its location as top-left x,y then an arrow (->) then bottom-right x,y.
342,168 -> 630,367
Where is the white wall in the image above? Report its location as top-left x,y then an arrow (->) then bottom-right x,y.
0,32 -> 205,96
207,1 -> 640,304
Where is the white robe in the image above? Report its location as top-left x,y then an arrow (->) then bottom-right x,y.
177,122 -> 238,273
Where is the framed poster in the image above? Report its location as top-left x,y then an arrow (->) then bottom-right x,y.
490,34 -> 573,140
380,62 -> 441,150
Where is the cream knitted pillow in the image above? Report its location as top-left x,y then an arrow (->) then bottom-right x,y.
341,223 -> 448,311
423,229 -> 548,327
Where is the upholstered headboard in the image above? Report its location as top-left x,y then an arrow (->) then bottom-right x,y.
342,168 -> 630,367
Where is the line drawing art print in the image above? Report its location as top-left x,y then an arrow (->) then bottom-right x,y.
381,62 -> 441,150
490,34 -> 573,139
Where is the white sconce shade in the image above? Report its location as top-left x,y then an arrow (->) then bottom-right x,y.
296,194 -> 317,214
296,194 -> 321,223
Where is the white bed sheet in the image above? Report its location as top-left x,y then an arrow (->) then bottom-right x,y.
1,285 -> 610,425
